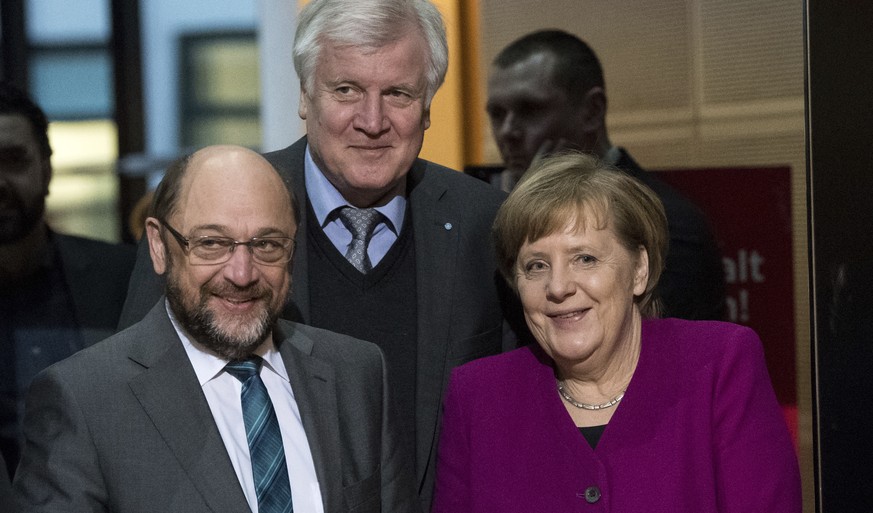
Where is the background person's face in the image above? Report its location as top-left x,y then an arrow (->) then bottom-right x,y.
299,31 -> 431,207
487,51 -> 583,176
0,114 -> 49,244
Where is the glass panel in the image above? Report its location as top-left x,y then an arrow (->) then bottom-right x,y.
186,117 -> 262,149
29,49 -> 113,119
26,0 -> 110,43
190,39 -> 260,106
44,120 -> 121,242
179,31 -> 261,148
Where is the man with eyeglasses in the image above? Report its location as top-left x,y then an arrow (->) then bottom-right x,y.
13,145 -> 417,512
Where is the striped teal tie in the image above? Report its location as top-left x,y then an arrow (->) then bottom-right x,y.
225,357 -> 294,513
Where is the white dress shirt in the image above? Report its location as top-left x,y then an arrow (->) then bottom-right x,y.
167,302 -> 324,513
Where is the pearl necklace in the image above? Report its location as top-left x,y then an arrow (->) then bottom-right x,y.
557,380 -> 625,410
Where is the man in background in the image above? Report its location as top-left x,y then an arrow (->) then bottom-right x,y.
118,0 -> 525,508
0,81 -> 136,476
486,30 -> 725,320
14,145 -> 416,512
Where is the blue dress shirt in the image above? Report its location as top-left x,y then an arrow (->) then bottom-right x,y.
304,146 -> 406,268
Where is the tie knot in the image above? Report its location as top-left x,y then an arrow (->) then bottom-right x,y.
224,357 -> 262,383
338,207 -> 381,242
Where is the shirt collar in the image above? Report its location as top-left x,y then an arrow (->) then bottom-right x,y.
303,144 -> 406,234
167,300 -> 289,386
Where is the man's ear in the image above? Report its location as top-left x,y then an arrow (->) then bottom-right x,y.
298,85 -> 309,120
423,107 -> 431,130
579,86 -> 607,133
145,217 -> 168,275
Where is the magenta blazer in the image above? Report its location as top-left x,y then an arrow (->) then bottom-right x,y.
432,319 -> 801,512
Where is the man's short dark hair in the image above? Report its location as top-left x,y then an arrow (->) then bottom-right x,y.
149,153 -> 193,222
0,81 -> 53,159
493,30 -> 604,104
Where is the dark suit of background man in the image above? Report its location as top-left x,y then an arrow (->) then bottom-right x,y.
14,145 -> 417,512
117,1 -> 523,509
486,30 -> 725,321
0,82 -> 136,477
0,452 -> 14,513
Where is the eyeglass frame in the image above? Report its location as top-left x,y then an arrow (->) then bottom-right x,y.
159,220 -> 295,267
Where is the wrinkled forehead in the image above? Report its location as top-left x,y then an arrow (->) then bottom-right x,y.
318,20 -> 422,59
487,70 -> 556,106
176,156 -> 294,230
490,50 -> 559,85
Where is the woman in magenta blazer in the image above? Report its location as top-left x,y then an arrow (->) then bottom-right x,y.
431,153 -> 801,512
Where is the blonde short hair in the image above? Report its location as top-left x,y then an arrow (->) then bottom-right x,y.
492,152 -> 668,317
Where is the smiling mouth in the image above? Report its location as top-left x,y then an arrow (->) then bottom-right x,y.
214,295 -> 263,312
224,297 -> 255,304
352,143 -> 391,150
548,308 -> 589,320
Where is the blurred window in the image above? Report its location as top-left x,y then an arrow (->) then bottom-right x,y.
179,30 -> 261,149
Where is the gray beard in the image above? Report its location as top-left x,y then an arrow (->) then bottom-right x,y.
166,278 -> 278,361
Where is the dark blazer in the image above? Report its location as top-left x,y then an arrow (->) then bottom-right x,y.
0,452 -> 13,513
14,300 -> 417,513
54,231 -> 137,346
615,149 -> 726,321
117,137 -> 522,507
0,231 -> 136,476
432,319 -> 801,512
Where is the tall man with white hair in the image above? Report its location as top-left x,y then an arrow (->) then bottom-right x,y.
118,1 -> 524,508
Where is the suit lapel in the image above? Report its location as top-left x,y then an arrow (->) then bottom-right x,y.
408,163 -> 459,483
276,321 -> 342,513
127,302 -> 251,513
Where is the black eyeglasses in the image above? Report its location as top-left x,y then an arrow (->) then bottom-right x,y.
160,220 -> 295,267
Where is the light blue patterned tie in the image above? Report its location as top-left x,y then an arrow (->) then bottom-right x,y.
225,357 -> 293,513
338,207 -> 381,273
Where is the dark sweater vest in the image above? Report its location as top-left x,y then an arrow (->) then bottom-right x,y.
307,202 -> 418,438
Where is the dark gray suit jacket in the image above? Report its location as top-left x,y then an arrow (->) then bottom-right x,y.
0,452 -> 13,513
0,231 -> 136,477
14,300 -> 417,513
117,137 -> 523,508
54,231 -> 137,346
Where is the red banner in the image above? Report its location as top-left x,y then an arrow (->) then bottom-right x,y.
653,167 -> 796,439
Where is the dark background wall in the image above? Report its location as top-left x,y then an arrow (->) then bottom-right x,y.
808,1 -> 873,510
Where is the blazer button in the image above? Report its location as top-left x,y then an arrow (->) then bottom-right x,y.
584,486 -> 601,503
